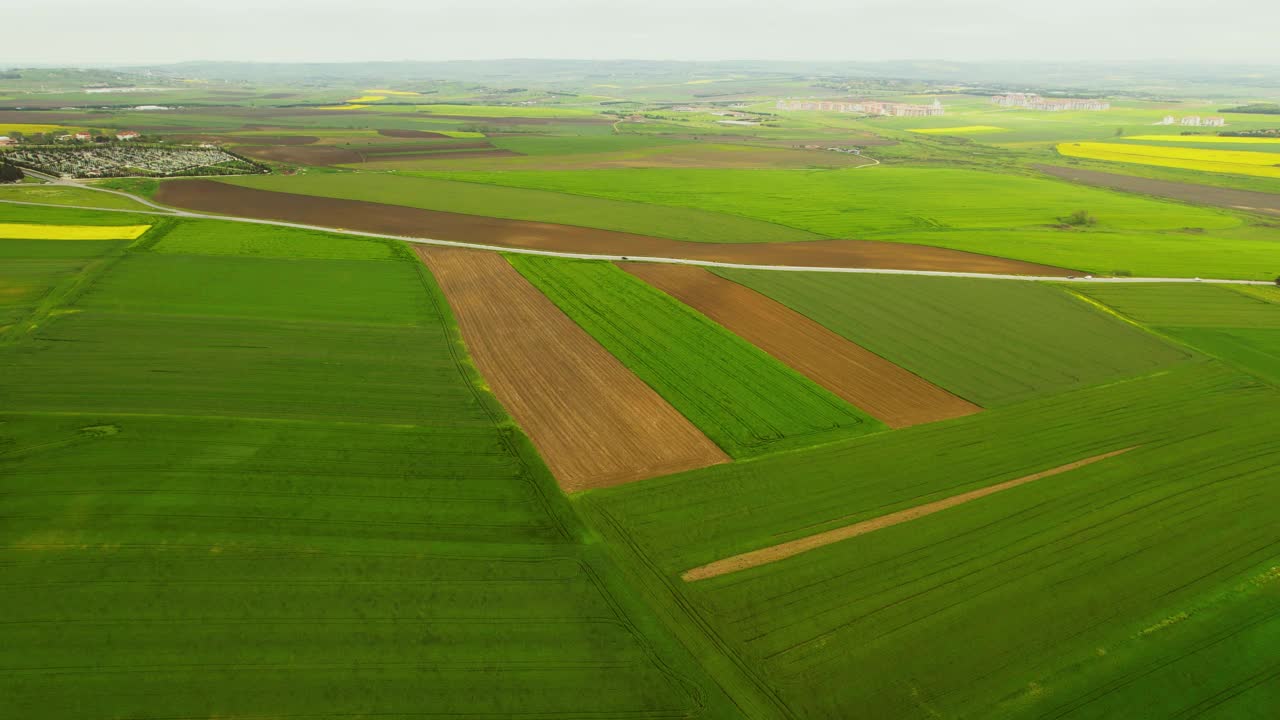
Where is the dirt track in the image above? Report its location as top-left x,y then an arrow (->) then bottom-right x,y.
155,181 -> 1074,275
682,446 -> 1138,581
622,264 -> 982,428
416,246 -> 728,492
1035,164 -> 1280,217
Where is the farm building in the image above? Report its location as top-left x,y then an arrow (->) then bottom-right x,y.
0,136 -> 16,147
73,132 -> 92,142
1162,116 -> 1226,127
116,131 -> 141,141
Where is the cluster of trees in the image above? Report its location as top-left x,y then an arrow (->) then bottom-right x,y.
1061,210 -> 1098,227
0,161 -> 24,183
2,128 -> 149,145
1221,128 -> 1280,138
1217,103 -> 1280,115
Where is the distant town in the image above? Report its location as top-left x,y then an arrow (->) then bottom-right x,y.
991,93 -> 1111,111
777,99 -> 945,117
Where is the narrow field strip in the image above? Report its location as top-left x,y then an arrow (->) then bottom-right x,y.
513,256 -> 883,457
414,246 -> 728,491
0,222 -> 151,240
622,263 -> 981,428
682,446 -> 1138,581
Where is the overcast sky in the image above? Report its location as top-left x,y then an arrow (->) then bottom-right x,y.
7,0 -> 1279,66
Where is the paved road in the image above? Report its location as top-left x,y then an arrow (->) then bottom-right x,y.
2,181 -> 1274,287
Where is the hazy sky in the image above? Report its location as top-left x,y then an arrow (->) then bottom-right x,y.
8,0 -> 1279,65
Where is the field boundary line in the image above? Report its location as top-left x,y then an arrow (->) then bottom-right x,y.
682,446 -> 1140,582
1,196 -> 1272,286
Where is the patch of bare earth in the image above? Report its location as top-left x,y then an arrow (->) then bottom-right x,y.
171,134 -> 320,146
621,263 -> 981,428
234,140 -> 517,167
377,128 -> 450,139
682,446 -> 1139,581
416,246 -> 728,492
233,144 -> 366,166
155,181 -> 1074,276
1035,164 -> 1280,217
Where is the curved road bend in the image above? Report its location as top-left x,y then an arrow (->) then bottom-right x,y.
1,180 -> 1272,287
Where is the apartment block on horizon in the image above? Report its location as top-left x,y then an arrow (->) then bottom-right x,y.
776,98 -> 944,117
991,93 -> 1110,111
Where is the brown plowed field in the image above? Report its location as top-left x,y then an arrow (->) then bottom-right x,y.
233,144 -> 365,165
416,246 -> 728,491
234,141 -> 513,167
357,148 -> 523,163
621,263 -> 981,428
683,446 -> 1138,581
173,134 -> 320,146
1035,164 -> 1280,216
229,135 -> 320,145
0,111 -> 115,124
377,128 -> 450,138
155,181 -> 1074,275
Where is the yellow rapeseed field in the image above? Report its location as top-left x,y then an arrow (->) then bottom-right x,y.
910,125 -> 1007,135
365,89 -> 419,96
0,123 -> 80,135
1057,141 -> 1280,179
1125,135 -> 1280,144
346,95 -> 387,103
0,223 -> 151,240
316,104 -> 369,111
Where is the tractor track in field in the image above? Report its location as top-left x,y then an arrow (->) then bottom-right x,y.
682,446 -> 1140,582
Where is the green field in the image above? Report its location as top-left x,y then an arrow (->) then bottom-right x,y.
1075,283 -> 1280,388
0,183 -> 158,211
420,166 -> 1241,236
1072,283 -> 1280,328
411,166 -> 1280,278
510,256 -> 885,456
0,237 -> 127,334
715,270 -> 1194,405
218,172 -> 822,244
149,217 -> 401,259
0,208 -> 739,719
5,65 -> 1280,720
579,362 -> 1280,719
